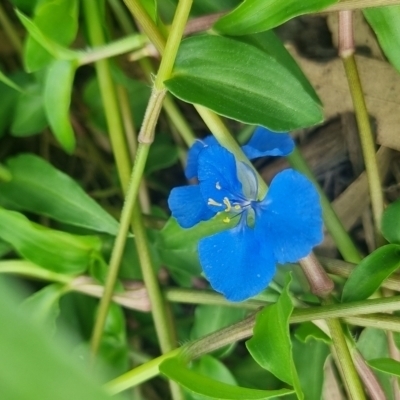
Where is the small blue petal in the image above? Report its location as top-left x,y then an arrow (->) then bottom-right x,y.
242,127 -> 294,159
198,224 -> 276,302
256,169 -> 323,263
168,185 -> 215,228
185,136 -> 219,179
197,146 -> 244,209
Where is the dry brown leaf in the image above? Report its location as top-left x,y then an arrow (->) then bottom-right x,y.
289,46 -> 400,151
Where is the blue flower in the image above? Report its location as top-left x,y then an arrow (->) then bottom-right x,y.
185,127 -> 294,180
168,128 -> 323,302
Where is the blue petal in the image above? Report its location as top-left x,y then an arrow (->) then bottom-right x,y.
198,224 -> 276,302
242,127 -> 294,159
168,185 -> 215,228
256,169 -> 323,263
185,136 -> 219,179
197,145 -> 244,211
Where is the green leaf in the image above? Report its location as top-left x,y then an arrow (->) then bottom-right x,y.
246,276 -> 303,399
0,208 -> 102,274
0,154 -> 119,235
292,338 -> 330,400
0,277 -> 115,400
21,283 -> 68,334
156,215 -> 234,285
0,69 -> 24,92
357,328 -> 394,398
99,303 -> 129,379
187,356 -> 237,400
342,244 -> 400,302
165,35 -> 323,131
295,322 -> 331,345
368,358 -> 400,378
214,0 -> 338,35
381,198 -> 400,243
236,30 -> 320,105
44,59 -> 77,153
19,0 -> 79,71
191,305 -> 246,341
145,134 -> 179,175
83,72 -> 150,132
364,6 -> 400,75
11,82 -> 48,136
191,305 -> 246,357
9,0 -> 38,14
160,357 -> 294,399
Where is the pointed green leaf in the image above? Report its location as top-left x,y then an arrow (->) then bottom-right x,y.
0,154 -> 119,235
18,0 -> 79,71
364,6 -> 400,75
236,30 -> 320,105
165,35 -> 323,131
11,82 -> 48,136
292,338 -> 330,400
99,303 -> 129,378
21,283 -> 68,334
214,0 -> 338,35
368,358 -> 400,377
342,244 -> 400,302
187,356 -> 237,400
0,208 -> 101,274
160,357 -> 293,399
44,59 -> 77,152
0,278 -> 114,400
246,276 -> 303,399
0,69 -> 23,92
381,198 -> 400,244
295,322 -> 331,345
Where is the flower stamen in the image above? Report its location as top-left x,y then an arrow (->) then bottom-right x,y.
223,197 -> 232,212
208,198 -> 222,207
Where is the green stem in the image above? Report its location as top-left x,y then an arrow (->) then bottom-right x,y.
105,349 -> 181,395
326,316 -> 366,399
123,0 -> 166,53
90,144 -> 150,357
82,0 -> 131,188
83,0 -> 132,359
287,148 -> 361,263
132,205 -> 176,352
78,34 -> 147,65
0,260 -> 72,284
0,2 -> 23,57
339,11 -> 384,244
88,2 -> 192,398
164,288 -> 268,309
107,0 -> 136,34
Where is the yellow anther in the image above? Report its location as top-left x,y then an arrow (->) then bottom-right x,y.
208,198 -> 222,207
223,217 -> 231,223
223,197 -> 232,212
216,182 -> 221,190
234,205 -> 241,210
